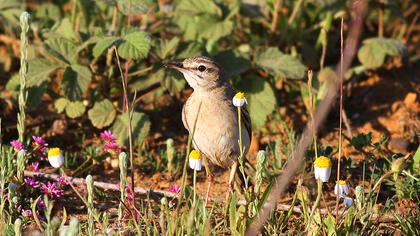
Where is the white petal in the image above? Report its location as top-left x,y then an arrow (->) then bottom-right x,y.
189,158 -> 202,171
314,166 -> 331,182
232,97 -> 245,107
49,154 -> 64,168
343,197 -> 353,207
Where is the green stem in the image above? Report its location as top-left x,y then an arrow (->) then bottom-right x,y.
193,169 -> 197,206
18,12 -> 30,142
307,178 -> 322,230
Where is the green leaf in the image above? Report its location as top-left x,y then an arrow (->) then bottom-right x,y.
351,133 -> 373,150
27,83 -> 47,108
215,50 -> 251,77
413,145 -> 420,170
88,99 -> 116,129
27,59 -> 60,87
201,20 -> 234,42
112,111 -> 150,146
117,0 -> 157,15
155,37 -> 180,60
236,76 -> 277,128
93,36 -> 119,58
65,101 -> 86,118
61,65 -> 92,101
117,31 -> 151,60
44,38 -> 77,64
156,69 -> 186,94
255,47 -> 306,79
357,37 -> 406,69
175,0 -> 220,16
35,3 -> 61,21
54,18 -> 77,39
55,97 -> 69,113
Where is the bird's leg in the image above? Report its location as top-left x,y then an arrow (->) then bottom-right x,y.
203,157 -> 213,206
228,161 -> 238,193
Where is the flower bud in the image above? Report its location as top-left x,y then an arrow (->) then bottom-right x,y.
48,148 -> 64,168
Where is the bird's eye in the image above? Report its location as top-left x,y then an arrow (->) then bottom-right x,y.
198,65 -> 206,72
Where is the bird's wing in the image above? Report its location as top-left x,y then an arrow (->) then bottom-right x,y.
181,104 -> 190,133
241,106 -> 252,142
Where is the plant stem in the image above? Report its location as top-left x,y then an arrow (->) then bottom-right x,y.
18,12 -> 30,143
335,17 -> 344,226
307,178 -> 322,230
193,169 -> 197,206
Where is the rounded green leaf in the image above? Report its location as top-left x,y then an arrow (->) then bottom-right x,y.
55,97 -> 69,113
112,111 -> 150,146
93,36 -> 118,58
88,99 -> 116,129
61,65 -> 92,101
117,31 -> 151,60
65,101 -> 86,118
236,76 -> 277,128
357,38 -> 406,69
255,47 -> 306,79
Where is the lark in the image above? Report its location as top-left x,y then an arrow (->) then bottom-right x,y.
165,56 -> 252,193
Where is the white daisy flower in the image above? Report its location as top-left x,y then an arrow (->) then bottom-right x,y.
343,197 -> 354,207
334,180 -> 350,197
48,148 -> 64,168
232,92 -> 247,107
189,150 -> 202,171
314,156 -> 332,182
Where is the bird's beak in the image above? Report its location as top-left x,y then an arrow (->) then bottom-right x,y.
164,62 -> 184,71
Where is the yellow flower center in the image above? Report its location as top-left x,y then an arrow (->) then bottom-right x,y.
48,148 -> 61,157
189,150 -> 201,160
338,180 -> 347,185
234,92 -> 245,100
314,156 -> 332,168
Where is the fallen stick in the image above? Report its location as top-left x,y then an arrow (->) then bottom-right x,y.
24,170 -> 396,223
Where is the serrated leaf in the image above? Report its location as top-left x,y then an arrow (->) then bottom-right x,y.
44,38 -> 77,64
112,111 -> 150,146
117,0 -> 156,15
176,42 -> 202,59
27,59 -> 60,87
236,76 -> 277,128
61,65 -> 92,101
156,69 -> 186,94
202,20 -> 233,42
93,36 -> 119,58
215,50 -> 251,77
88,99 -> 116,129
175,0 -> 220,16
27,83 -> 47,108
55,18 -> 77,39
65,101 -> 86,118
255,47 -> 306,79
358,37 -> 406,69
155,37 -> 180,60
35,3 -> 61,21
117,31 -> 151,60
55,97 -> 69,113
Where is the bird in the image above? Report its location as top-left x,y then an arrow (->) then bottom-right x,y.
165,56 -> 252,196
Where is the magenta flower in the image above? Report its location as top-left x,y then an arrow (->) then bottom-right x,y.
41,182 -> 64,198
32,136 -> 48,158
126,186 -> 135,203
10,140 -> 24,151
37,199 -> 46,209
56,175 -> 69,186
169,185 -> 180,194
36,210 -> 46,222
22,209 -> 32,217
31,162 -> 40,171
24,177 -> 40,188
104,142 -> 120,152
100,130 -> 116,143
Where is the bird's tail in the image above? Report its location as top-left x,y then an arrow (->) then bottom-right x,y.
234,158 -> 255,193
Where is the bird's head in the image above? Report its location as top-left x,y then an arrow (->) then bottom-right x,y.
165,56 -> 224,91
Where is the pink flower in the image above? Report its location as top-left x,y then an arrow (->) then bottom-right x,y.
36,210 -> 46,222
37,199 -> 46,209
31,162 -> 40,171
126,185 -> 134,203
24,177 -> 40,188
10,140 -> 24,151
32,136 -> 48,158
100,130 -> 116,143
41,182 -> 64,198
56,175 -> 69,186
104,142 -> 120,152
22,209 -> 32,217
169,185 -> 180,194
